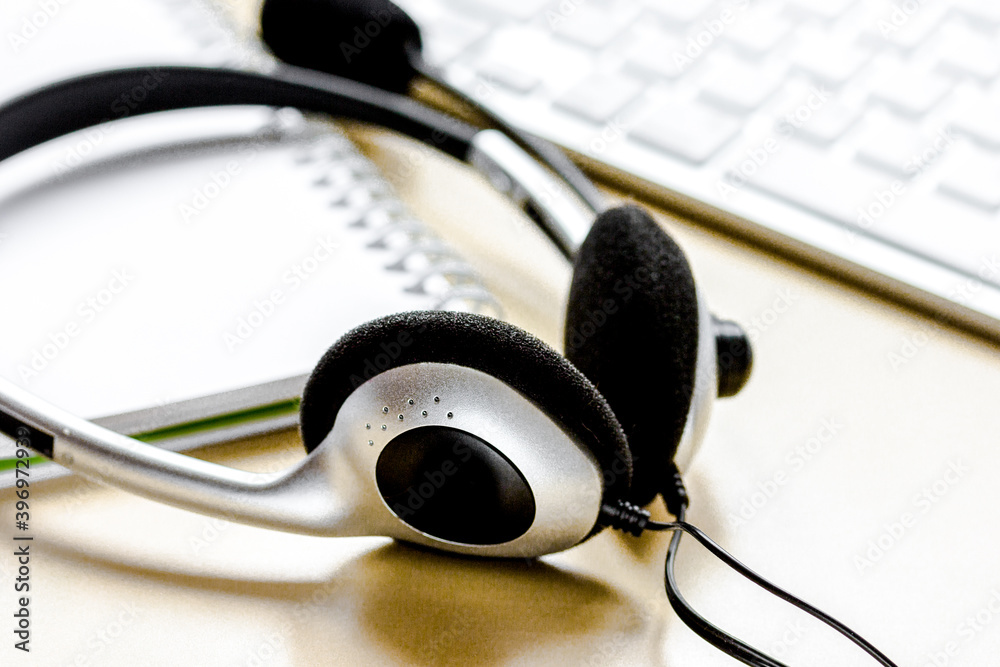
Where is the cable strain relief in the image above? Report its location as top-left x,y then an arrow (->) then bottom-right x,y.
662,461 -> 689,518
599,499 -> 651,537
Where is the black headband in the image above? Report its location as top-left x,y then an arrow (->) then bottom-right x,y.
0,64 -> 478,164
0,64 -> 598,257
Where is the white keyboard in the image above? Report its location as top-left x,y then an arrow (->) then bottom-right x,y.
399,0 -> 1000,338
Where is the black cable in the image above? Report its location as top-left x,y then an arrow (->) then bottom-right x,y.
664,505 -> 787,667
411,55 -> 607,216
601,500 -> 899,667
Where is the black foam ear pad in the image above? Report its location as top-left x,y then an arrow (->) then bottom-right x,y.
300,311 -> 632,503
565,205 -> 700,506
260,0 -> 421,94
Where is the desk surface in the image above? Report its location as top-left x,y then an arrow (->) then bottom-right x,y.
3,119 -> 999,666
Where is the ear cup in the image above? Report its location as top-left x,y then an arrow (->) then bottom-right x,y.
260,0 -> 422,94
565,205 -> 700,506
300,311 -> 632,502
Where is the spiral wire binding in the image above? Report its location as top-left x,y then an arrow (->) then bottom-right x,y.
292,129 -> 503,318
153,0 -> 502,319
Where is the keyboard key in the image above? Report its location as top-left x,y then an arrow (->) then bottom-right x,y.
860,191 -> 1000,284
788,99 -> 861,145
699,56 -> 785,113
939,146 -> 1000,210
859,2 -> 948,51
743,140 -> 896,225
723,12 -> 792,56
422,14 -> 491,64
478,26 -> 595,89
425,0 -> 1000,329
554,72 -> 644,123
869,66 -> 952,117
449,0 -> 552,21
935,24 -> 1000,82
475,60 -> 540,93
640,0 -> 715,27
950,95 -> 1000,150
631,98 -> 741,163
855,118 -> 944,177
785,0 -> 857,22
624,31 -> 688,80
790,32 -> 872,87
952,0 -> 1000,27
552,4 -> 639,50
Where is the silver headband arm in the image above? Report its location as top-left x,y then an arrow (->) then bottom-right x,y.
468,129 -> 598,259
0,376 -> 357,536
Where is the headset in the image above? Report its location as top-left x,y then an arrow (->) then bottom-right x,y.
0,0 -> 899,664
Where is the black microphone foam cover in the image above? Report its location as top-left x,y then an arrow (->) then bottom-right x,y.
260,0 -> 422,94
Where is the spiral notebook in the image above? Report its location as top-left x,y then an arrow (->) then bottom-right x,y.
0,0 -> 500,483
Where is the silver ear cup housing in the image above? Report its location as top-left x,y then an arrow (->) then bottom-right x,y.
673,289 -> 718,472
311,362 -> 605,557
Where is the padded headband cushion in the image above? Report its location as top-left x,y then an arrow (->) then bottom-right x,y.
261,0 -> 421,94
565,205 -> 700,506
300,310 -> 632,503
